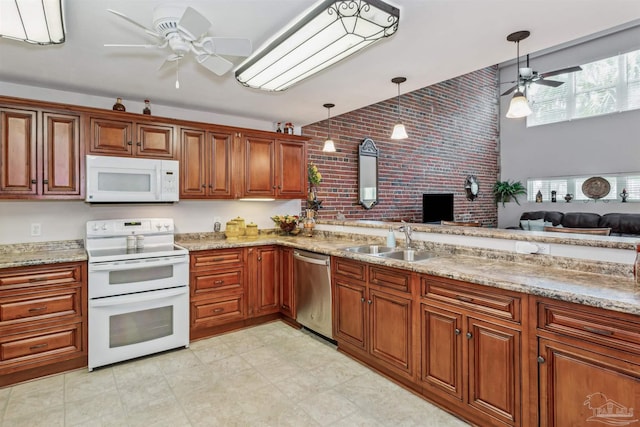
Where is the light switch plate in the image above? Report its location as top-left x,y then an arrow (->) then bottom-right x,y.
30,223 -> 42,236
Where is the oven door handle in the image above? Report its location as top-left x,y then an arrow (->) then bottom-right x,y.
89,256 -> 187,272
89,287 -> 187,308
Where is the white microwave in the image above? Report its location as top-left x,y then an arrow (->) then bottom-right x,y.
86,155 -> 179,203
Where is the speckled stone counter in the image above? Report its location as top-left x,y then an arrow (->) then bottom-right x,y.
0,240 -> 87,269
176,232 -> 639,316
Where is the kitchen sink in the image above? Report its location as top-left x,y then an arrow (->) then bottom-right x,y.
344,245 -> 397,254
377,249 -> 435,262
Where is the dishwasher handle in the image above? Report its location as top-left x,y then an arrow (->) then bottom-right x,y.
293,251 -> 329,266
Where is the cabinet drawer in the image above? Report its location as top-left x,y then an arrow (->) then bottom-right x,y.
192,269 -> 243,295
333,258 -> 366,281
1,290 -> 80,324
0,264 -> 83,288
538,300 -> 640,353
192,295 -> 245,327
369,265 -> 411,293
191,249 -> 244,270
0,323 -> 83,364
422,276 -> 521,323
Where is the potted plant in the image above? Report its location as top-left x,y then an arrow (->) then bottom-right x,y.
492,180 -> 527,207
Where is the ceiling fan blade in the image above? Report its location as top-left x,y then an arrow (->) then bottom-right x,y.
197,54 -> 234,76
107,9 -> 162,40
535,79 -> 564,88
200,37 -> 252,57
540,66 -> 582,78
501,85 -> 518,96
178,7 -> 211,41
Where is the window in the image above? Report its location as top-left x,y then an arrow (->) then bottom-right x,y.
527,48 -> 640,126
527,173 -> 639,202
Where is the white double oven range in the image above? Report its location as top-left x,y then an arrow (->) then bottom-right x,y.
85,218 -> 189,371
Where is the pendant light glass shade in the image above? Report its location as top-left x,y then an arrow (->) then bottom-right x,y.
505,91 -> 532,118
322,103 -> 336,152
391,123 -> 408,139
390,76 -> 408,140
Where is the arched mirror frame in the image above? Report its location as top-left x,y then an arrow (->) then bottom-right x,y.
358,138 -> 379,209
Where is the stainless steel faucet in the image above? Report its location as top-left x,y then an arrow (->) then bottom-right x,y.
399,220 -> 413,248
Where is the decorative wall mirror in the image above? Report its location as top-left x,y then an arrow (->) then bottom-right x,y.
465,175 -> 479,201
358,138 -> 379,209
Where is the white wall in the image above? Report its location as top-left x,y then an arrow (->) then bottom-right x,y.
497,24 -> 640,228
0,199 -> 302,244
0,82 -> 273,131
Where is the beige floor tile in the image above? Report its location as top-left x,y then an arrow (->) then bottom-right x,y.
0,321 -> 471,427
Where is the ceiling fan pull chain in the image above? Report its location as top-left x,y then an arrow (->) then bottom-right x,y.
176,60 -> 180,89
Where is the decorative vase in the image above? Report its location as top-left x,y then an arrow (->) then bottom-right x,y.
112,97 -> 126,112
302,209 -> 316,237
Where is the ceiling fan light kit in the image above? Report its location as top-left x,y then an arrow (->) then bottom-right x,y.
235,0 -> 400,92
105,5 -> 252,85
0,0 -> 65,44
503,30 -> 582,119
390,76 -> 408,140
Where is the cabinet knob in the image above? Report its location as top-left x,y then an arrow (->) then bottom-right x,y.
466,332 -> 473,339
272,185 -> 277,189
202,185 -> 206,188
127,141 -> 133,145
136,142 -> 141,146
31,179 -> 37,184
537,356 -> 545,364
360,297 -> 365,303
214,280 -> 223,285
278,185 -> 281,189
258,256 -> 262,261
208,185 -> 212,188
454,328 -> 461,335
367,299 -> 372,305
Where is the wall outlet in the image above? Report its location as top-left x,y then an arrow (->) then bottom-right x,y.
30,223 -> 42,236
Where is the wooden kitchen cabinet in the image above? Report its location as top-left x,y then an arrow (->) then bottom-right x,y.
420,275 -> 524,427
248,246 -> 280,316
333,258 -> 415,380
0,106 -> 82,199
279,247 -> 295,319
535,297 -> 640,427
87,115 -> 176,159
179,127 -> 234,198
240,134 -> 306,199
0,262 -> 87,387
189,248 -> 247,339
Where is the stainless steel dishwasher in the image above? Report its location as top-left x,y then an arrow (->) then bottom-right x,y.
293,250 -> 333,339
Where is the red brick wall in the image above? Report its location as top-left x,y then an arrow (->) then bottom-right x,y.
302,66 -> 499,226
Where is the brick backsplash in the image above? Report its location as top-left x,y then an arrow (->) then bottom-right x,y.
302,66 -> 499,226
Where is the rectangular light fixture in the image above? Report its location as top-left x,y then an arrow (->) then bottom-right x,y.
235,0 -> 399,91
0,0 -> 65,45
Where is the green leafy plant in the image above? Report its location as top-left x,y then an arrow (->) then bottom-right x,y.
492,180 -> 527,207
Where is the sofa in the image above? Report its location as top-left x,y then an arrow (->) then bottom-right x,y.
517,211 -> 640,237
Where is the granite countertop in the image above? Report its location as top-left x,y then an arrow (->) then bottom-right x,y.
1,234 -> 637,316
0,240 -> 87,269
177,233 -> 640,316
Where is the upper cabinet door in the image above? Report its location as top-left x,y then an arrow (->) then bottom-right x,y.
179,128 -> 207,198
136,123 -> 175,158
42,112 -> 81,196
88,117 -> 133,156
243,135 -> 275,197
276,139 -> 306,198
208,130 -> 233,198
0,108 -> 37,195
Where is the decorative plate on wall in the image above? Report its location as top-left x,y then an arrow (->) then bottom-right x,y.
582,176 -> 611,199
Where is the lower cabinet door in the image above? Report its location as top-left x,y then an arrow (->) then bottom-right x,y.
467,317 -> 521,426
538,337 -> 640,427
369,288 -> 413,376
333,279 -> 366,350
420,303 -> 463,401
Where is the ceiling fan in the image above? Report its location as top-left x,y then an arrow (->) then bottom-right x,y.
501,30 -> 582,97
105,5 -> 252,84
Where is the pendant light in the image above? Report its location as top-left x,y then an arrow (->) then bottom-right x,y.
391,77 -> 408,139
322,103 -> 336,152
505,31 -> 532,118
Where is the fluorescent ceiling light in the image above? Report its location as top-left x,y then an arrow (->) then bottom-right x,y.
0,0 -> 65,44
236,0 -> 400,91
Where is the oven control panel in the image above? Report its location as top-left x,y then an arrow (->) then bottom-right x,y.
86,218 -> 174,237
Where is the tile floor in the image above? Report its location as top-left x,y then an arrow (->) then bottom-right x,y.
0,321 -> 470,427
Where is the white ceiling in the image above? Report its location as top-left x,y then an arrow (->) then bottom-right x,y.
1,0 -> 639,127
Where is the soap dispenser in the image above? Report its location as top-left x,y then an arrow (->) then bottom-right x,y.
386,227 -> 396,247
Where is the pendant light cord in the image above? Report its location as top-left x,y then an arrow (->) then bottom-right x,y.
327,105 -> 331,139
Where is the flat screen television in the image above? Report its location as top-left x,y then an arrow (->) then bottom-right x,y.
422,193 -> 454,223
